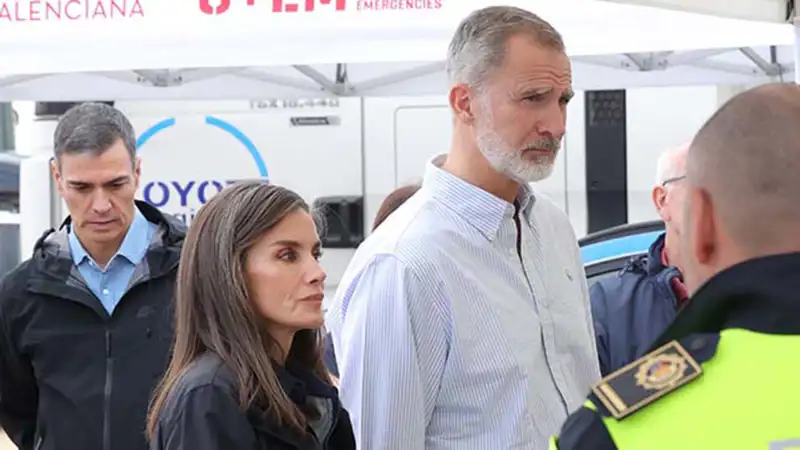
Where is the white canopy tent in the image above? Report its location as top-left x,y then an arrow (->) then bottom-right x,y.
609,0 -> 787,22
0,0 -> 797,101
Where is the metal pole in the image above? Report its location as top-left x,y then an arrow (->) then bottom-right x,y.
795,0 -> 800,83
0,104 -> 13,152
795,19 -> 800,83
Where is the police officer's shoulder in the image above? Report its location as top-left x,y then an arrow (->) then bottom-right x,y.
591,333 -> 720,420
551,333 -> 721,449
550,402 -> 618,449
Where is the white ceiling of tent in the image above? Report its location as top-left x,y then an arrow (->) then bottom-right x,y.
0,0 -> 795,100
606,0 -> 787,22
0,45 -> 793,101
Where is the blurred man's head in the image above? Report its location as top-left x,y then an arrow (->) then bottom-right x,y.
652,144 -> 689,267
446,6 -> 572,185
680,83 -> 800,294
51,103 -> 141,260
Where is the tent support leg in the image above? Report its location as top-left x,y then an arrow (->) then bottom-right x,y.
571,55 -> 636,70
132,70 -> 180,87
794,5 -> 800,83
622,54 -> 648,70
349,62 -> 445,94
658,49 -> 732,68
738,47 -> 781,76
292,65 -> 338,94
237,69 -> 326,93
688,60 -> 762,76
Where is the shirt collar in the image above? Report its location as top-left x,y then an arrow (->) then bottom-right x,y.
422,154 -> 536,241
68,206 -> 151,266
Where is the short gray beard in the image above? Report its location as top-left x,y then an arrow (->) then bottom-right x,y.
473,97 -> 559,184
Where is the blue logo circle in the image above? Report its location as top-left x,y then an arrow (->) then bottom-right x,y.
135,115 -> 269,179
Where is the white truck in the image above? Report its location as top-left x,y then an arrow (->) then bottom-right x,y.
11,83 -> 741,298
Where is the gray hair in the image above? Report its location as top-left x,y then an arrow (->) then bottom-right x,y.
446,6 -> 565,89
53,102 -> 137,165
655,143 -> 689,186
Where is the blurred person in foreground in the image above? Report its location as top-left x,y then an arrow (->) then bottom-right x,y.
591,144 -> 689,376
323,182 -> 421,378
147,181 -> 355,450
326,6 -> 599,449
550,82 -> 800,449
0,103 -> 185,450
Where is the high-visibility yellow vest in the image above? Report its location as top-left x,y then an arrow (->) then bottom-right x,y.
550,329 -> 800,449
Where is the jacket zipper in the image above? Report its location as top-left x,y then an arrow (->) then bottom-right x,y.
34,436 -> 43,450
103,329 -> 113,450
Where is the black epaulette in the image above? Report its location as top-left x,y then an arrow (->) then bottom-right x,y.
589,333 -> 720,420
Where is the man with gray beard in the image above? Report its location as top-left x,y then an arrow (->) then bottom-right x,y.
325,6 -> 600,449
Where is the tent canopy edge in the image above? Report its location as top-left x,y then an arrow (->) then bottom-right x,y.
603,0 -> 789,22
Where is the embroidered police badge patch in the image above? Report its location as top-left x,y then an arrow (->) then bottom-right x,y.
591,340 -> 703,420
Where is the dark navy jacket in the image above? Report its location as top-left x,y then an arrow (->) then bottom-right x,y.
589,233 -> 684,376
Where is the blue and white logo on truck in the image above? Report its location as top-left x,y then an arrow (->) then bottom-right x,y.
135,115 -> 268,226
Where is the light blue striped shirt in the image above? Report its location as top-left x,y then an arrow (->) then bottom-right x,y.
326,155 -> 600,450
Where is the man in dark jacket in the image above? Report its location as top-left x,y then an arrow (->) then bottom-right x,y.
590,144 -> 689,376
0,103 -> 185,450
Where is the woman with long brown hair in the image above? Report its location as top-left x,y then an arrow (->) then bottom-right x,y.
147,181 -> 355,450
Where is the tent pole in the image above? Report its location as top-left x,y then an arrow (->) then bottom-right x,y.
795,0 -> 800,83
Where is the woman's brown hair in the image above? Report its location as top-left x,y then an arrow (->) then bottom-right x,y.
372,183 -> 421,230
146,180 -> 330,438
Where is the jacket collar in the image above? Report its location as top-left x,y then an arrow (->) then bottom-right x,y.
56,200 -> 185,249
651,252 -> 800,348
621,232 -> 669,276
645,232 -> 668,275
249,360 -> 339,448
29,200 -> 186,287
275,359 -> 338,405
68,205 -> 152,267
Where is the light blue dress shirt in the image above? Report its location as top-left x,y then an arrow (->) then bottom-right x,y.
326,155 -> 601,450
68,207 -> 157,315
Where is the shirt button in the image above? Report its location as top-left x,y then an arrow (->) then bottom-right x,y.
102,289 -> 110,296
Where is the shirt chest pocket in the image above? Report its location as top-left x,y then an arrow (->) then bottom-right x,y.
540,252 -> 590,330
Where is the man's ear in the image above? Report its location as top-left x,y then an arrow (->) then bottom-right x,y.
448,83 -> 474,125
687,187 -> 716,266
50,158 -> 64,196
652,186 -> 667,217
